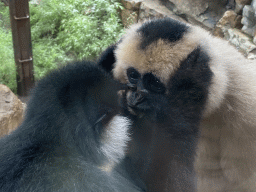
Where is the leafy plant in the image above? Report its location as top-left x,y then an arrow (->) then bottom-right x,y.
0,0 -> 124,93
0,2 -> 10,30
30,0 -> 124,60
0,27 -> 16,92
33,38 -> 72,79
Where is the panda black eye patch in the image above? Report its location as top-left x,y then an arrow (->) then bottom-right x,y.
127,67 -> 141,84
143,73 -> 166,93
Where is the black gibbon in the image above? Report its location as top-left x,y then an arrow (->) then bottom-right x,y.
98,18 -> 212,192
98,18 -> 256,192
117,80 -> 206,192
0,61 -> 144,192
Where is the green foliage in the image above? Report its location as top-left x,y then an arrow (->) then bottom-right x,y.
0,27 -> 16,93
30,0 -> 124,60
33,38 -> 72,79
0,0 -> 124,93
0,3 -> 10,30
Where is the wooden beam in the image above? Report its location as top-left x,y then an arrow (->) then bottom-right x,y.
9,0 -> 34,96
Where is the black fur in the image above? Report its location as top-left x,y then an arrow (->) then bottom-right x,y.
98,44 -> 117,73
119,81 -> 204,191
114,48 -> 212,191
97,18 -> 188,73
138,18 -> 188,49
0,61 -> 143,192
98,26 -> 212,191
121,47 -> 212,138
168,47 -> 213,120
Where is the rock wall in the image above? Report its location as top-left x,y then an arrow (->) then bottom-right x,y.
0,84 -> 24,137
121,0 -> 256,59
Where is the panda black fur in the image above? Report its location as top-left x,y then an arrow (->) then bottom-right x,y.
98,18 -> 256,192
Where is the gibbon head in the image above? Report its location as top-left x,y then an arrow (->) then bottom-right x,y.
111,18 -> 215,117
99,18 -> 231,118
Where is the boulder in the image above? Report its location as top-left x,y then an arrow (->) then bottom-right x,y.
0,84 -> 24,137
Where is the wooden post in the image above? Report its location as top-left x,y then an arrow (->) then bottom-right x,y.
9,0 -> 34,96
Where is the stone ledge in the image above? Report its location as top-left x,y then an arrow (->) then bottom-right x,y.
0,84 -> 24,137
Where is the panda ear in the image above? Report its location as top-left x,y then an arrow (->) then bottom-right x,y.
98,44 -> 116,73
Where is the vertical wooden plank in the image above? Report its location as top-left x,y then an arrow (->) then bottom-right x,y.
9,0 -> 34,96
